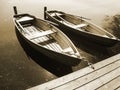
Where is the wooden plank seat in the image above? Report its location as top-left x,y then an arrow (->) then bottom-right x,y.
51,13 -> 62,17
62,47 -> 74,54
38,38 -> 55,45
17,16 -> 35,25
18,16 -> 34,22
74,23 -> 88,28
27,30 -> 57,40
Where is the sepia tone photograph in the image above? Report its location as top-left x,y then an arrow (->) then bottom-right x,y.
0,0 -> 120,90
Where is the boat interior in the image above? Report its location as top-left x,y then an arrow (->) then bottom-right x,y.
49,11 -> 115,39
15,15 -> 79,57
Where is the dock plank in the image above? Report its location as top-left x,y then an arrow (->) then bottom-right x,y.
27,54 -> 120,90
115,86 -> 120,90
75,67 -> 120,90
52,60 -> 120,90
96,76 -> 120,90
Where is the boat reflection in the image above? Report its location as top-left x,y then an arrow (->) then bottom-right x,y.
102,14 -> 120,55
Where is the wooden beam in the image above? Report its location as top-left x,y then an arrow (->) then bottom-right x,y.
44,6 -> 47,20
97,76 -> 120,90
13,6 -> 18,15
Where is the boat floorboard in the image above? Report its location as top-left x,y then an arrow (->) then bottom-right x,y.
23,25 -> 63,52
27,54 -> 120,90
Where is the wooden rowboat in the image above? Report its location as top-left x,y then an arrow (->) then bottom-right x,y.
13,14 -> 82,66
45,10 -> 120,47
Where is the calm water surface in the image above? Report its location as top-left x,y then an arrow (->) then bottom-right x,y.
0,0 -> 120,89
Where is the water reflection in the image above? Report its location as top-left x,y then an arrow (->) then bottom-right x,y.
103,14 -> 120,38
102,14 -> 120,55
15,27 -> 73,77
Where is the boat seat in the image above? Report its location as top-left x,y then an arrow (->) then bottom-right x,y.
38,38 -> 55,45
74,24 -> 88,28
28,30 -> 57,40
18,16 -> 34,22
51,13 -> 62,17
18,16 -> 35,25
62,47 -> 74,54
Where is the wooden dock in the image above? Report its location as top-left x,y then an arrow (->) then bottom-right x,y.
28,54 -> 120,90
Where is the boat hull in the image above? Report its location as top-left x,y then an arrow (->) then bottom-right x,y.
15,23 -> 80,66
46,12 -> 119,47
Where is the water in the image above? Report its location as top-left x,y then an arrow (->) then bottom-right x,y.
0,0 -> 120,89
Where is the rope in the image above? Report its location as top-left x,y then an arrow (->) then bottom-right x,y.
82,57 -> 95,70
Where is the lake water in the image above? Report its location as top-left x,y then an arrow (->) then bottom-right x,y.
0,0 -> 120,89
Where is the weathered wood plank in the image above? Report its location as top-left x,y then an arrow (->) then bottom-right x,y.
27,54 -> 120,90
52,60 -> 120,90
96,76 -> 120,90
75,67 -> 120,90
27,30 -> 56,40
115,86 -> 120,90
